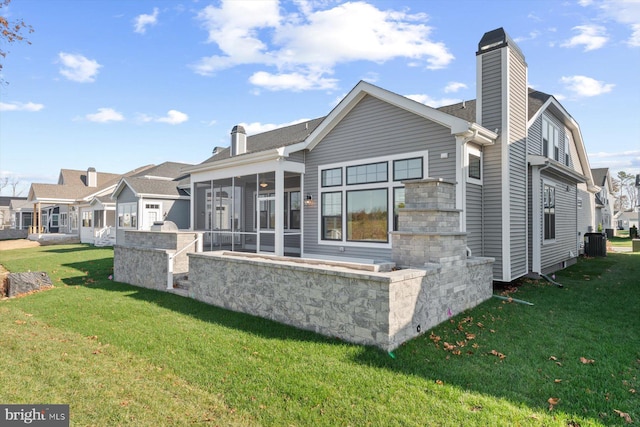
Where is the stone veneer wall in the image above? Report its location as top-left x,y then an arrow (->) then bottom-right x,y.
0,229 -> 28,240
113,231 -> 200,290
187,251 -> 428,349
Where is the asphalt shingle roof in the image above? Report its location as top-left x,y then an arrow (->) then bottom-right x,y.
199,117 -> 325,165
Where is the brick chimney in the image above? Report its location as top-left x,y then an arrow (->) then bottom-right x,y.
230,125 -> 247,156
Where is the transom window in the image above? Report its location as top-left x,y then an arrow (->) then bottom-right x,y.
319,151 -> 427,245
393,158 -> 423,181
321,168 -> 342,187
346,162 -> 388,185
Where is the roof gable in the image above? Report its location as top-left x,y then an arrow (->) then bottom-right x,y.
301,81 -> 496,153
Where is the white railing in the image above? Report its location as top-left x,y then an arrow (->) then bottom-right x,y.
167,234 -> 203,290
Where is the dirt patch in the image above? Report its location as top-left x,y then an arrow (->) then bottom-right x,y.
0,239 -> 41,251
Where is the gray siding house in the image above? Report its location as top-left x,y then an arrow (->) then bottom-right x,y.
112,162 -> 192,245
186,28 -> 597,282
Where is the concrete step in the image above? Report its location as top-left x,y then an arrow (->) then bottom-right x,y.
174,275 -> 191,290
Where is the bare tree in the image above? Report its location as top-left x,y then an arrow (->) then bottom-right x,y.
0,175 -> 24,196
616,171 -> 635,211
0,0 -> 34,84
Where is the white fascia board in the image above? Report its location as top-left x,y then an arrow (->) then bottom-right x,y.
528,97 -> 596,192
136,194 -> 190,200
28,197 -> 77,204
528,154 -> 587,183
111,179 -> 134,200
185,149 -> 282,174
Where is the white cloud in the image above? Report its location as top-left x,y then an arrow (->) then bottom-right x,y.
443,82 -> 467,93
405,94 -> 460,108
134,7 -> 159,34
629,23 -> 640,47
561,25 -> 608,51
0,101 -> 44,112
560,75 -> 614,97
249,70 -> 338,91
192,1 -> 453,91
58,52 -> 102,82
156,110 -> 188,125
86,108 -> 124,123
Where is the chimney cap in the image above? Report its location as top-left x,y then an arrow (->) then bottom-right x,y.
477,27 -> 524,58
231,125 -> 246,134
88,167 -> 96,172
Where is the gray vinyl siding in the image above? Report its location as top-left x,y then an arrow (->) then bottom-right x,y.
115,185 -> 138,244
466,183 -> 483,255
478,49 -> 504,280
540,173 -> 578,271
576,187 -> 593,246
527,171 -> 534,272
507,49 -> 528,279
303,94 -> 456,261
143,198 -> 189,230
117,186 -> 138,203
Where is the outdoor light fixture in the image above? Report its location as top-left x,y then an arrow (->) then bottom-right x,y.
304,194 -> 313,206
259,181 -> 268,188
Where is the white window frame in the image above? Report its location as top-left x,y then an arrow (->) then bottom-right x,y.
466,144 -> 483,185
317,150 -> 428,248
118,202 -> 137,229
51,213 -> 59,227
543,181 -> 556,243
59,212 -> 68,227
542,117 -> 559,161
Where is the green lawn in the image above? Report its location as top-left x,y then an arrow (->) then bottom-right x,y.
1,245 -> 638,426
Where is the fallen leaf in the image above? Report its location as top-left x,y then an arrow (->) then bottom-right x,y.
476,322 -> 484,328
580,357 -> 595,364
489,349 -> 506,360
465,333 -> 476,340
443,342 -> 456,351
548,397 -> 559,411
14,320 -> 25,325
435,380 -> 443,385
614,409 -> 632,423
554,379 -> 562,383
549,356 -> 558,361
629,389 -> 636,394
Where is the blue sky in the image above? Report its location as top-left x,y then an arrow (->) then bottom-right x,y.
1,0 -> 639,197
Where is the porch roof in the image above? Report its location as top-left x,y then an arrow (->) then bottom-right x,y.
528,154 -> 587,184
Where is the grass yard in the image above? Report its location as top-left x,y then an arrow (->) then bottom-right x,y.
1,245 -> 638,426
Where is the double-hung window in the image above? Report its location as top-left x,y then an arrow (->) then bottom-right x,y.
544,184 -> 555,240
542,118 -> 559,161
319,151 -> 427,245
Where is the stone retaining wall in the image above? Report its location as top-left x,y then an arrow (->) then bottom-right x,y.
113,231 -> 201,290
0,229 -> 28,240
187,251 -> 493,350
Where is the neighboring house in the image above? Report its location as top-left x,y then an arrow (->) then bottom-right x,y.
185,28 -> 597,282
111,162 -> 192,245
9,198 -> 32,230
615,210 -> 639,231
27,165 -> 153,245
0,196 -> 27,229
590,168 -> 615,231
